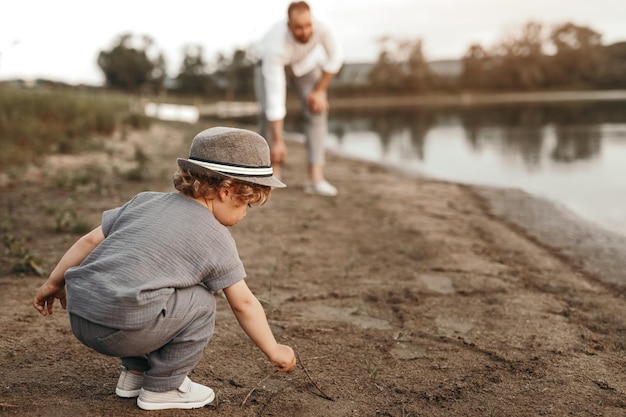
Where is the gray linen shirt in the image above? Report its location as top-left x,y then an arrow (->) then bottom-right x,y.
65,192 -> 245,330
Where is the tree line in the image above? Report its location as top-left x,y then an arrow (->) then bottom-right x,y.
365,21 -> 625,93
458,21 -> 625,91
96,21 -> 626,98
96,32 -> 255,98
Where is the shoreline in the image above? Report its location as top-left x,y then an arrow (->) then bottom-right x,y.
281,128 -> 626,291
472,185 -> 626,290
328,89 -> 626,109
198,89 -> 626,117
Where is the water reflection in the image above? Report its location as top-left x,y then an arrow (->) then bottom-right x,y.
551,125 -> 601,163
458,103 -> 610,167
283,100 -> 626,235
309,101 -> 626,168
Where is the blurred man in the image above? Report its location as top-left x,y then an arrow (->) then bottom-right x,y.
255,1 -> 344,196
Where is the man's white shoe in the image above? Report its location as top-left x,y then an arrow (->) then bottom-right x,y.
136,377 -> 215,410
304,180 -> 338,197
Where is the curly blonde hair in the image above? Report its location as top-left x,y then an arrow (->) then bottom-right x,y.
173,169 -> 272,206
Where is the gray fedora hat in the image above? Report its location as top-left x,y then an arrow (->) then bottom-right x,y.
177,127 -> 285,188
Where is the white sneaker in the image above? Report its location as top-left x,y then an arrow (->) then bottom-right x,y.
115,367 -> 143,398
304,180 -> 338,197
136,377 -> 215,410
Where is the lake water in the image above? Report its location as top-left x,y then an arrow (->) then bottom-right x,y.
286,100 -> 626,237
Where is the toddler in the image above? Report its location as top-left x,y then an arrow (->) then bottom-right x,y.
33,126 -> 296,410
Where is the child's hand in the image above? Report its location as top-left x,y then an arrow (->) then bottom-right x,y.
269,344 -> 296,372
33,281 -> 67,316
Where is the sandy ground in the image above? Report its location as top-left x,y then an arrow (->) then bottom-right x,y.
1,122 -> 625,417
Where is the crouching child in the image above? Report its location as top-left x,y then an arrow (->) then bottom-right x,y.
33,126 -> 296,411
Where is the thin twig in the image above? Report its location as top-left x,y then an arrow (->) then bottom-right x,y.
241,373 -> 271,406
0,403 -> 18,408
296,350 -> 334,401
305,355 -> 329,361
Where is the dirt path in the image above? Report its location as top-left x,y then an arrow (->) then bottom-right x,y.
1,123 -> 625,416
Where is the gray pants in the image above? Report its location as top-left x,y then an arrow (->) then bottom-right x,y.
254,65 -> 327,166
69,285 -> 215,392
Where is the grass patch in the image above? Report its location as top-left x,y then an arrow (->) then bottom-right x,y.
2,234 -> 46,276
0,86 -> 140,170
54,209 -> 93,235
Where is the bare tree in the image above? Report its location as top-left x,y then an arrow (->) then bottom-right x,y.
461,44 -> 493,89
175,44 -> 215,96
491,21 -> 547,90
368,36 -> 434,93
548,22 -> 603,86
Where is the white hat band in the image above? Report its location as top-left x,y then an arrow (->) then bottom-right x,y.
187,158 -> 273,177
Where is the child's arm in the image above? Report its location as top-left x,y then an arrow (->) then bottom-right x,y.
223,279 -> 296,372
33,225 -> 105,316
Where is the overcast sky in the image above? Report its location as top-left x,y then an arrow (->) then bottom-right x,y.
1,0 -> 625,85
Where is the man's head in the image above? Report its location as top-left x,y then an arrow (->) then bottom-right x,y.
287,1 -> 313,44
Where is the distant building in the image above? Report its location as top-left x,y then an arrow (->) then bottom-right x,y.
332,59 -> 462,89
332,62 -> 373,88
428,59 -> 463,77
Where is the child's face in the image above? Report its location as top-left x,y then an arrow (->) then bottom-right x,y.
212,188 -> 248,227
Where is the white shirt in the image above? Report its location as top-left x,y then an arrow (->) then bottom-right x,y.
258,17 -> 344,121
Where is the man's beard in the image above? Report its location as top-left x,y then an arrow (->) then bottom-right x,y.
295,34 -> 311,43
